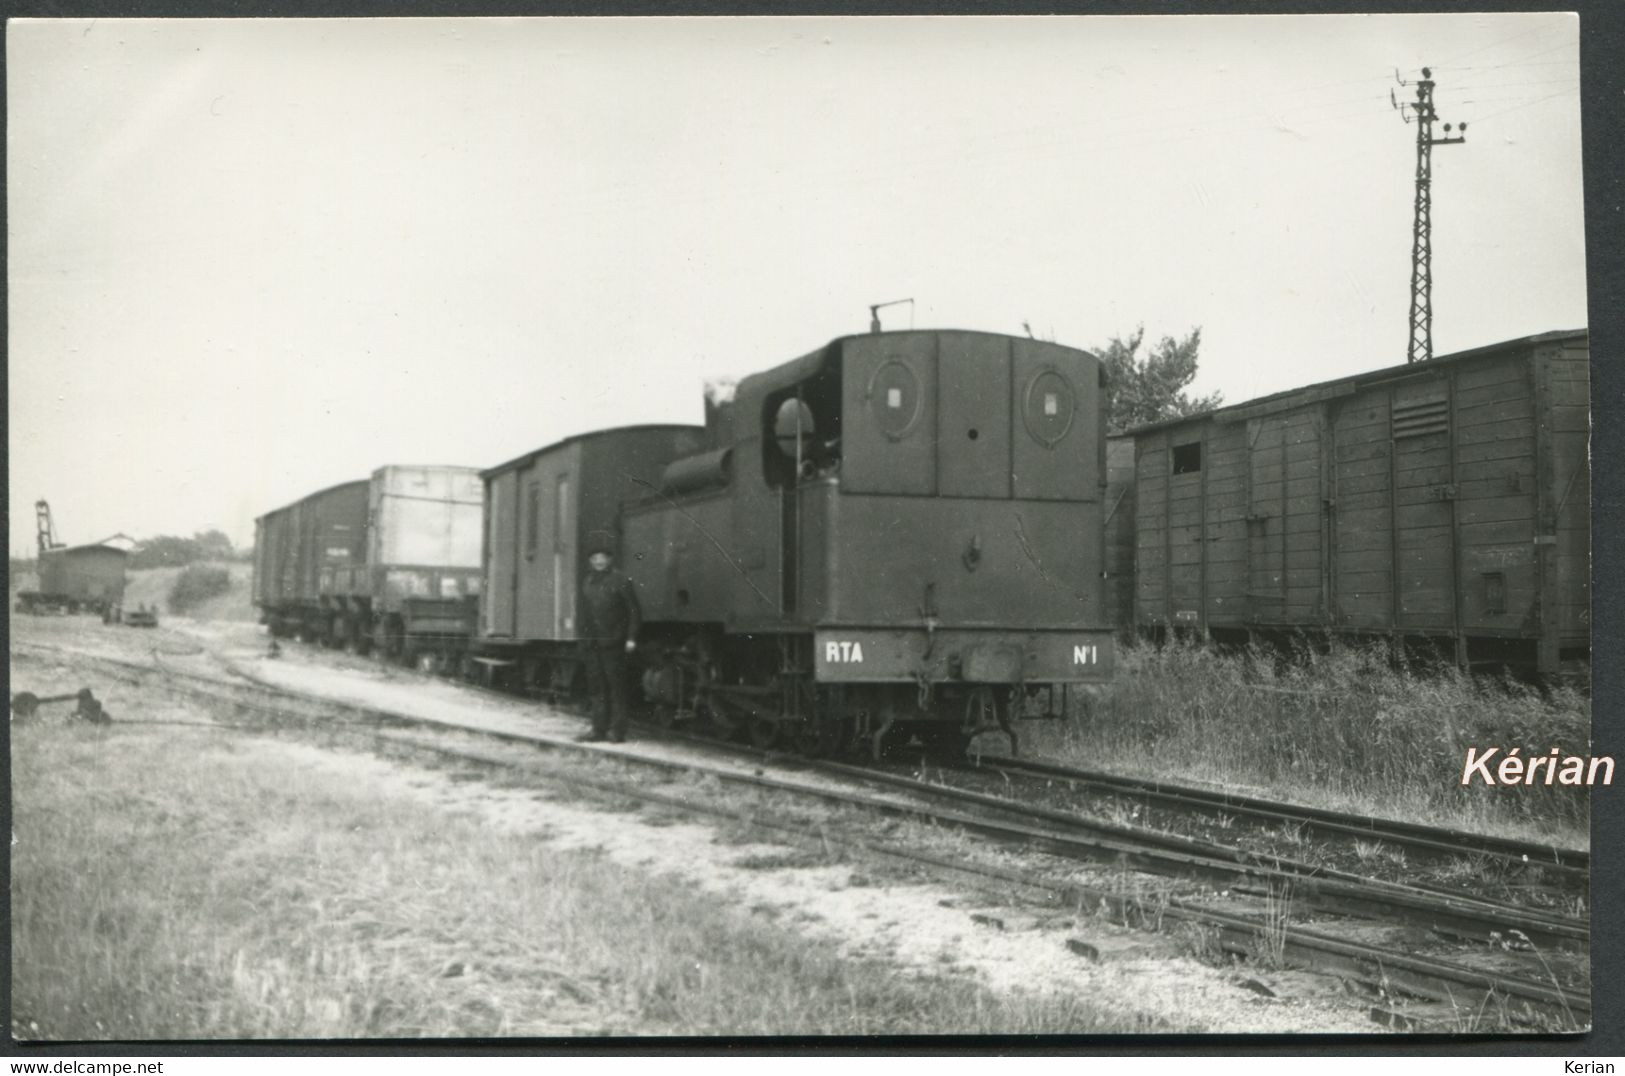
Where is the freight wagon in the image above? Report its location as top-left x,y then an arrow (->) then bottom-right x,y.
16,541 -> 128,615
1120,329 -> 1589,673
476,425 -> 708,693
254,479 -> 367,639
254,465 -> 484,659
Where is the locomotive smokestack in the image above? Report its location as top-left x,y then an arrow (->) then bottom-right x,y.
703,378 -> 738,448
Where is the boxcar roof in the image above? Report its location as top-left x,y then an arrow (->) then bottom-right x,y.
255,477 -> 370,522
372,463 -> 483,474
482,423 -> 705,479
1122,327 -> 1588,438
47,540 -> 130,557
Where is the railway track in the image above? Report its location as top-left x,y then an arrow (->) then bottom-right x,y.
11,638 -> 1592,1030
798,755 -> 1588,952
968,753 -> 1589,876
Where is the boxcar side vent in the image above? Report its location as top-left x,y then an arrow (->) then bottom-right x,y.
1392,395 -> 1449,439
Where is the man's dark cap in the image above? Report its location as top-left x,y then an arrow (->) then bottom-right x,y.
585,530 -> 616,557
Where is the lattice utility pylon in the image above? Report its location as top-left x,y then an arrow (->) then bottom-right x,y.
1393,67 -> 1466,363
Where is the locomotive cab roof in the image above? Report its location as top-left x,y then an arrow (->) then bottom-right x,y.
735,329 -> 1101,492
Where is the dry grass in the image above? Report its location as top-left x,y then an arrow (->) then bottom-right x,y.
11,720 -> 1139,1040
1027,639 -> 1589,846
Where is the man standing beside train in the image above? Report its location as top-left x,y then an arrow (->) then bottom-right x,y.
576,530 -> 641,744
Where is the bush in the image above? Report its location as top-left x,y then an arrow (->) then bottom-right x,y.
167,564 -> 232,614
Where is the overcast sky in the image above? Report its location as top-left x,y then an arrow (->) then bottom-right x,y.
8,13 -> 1587,552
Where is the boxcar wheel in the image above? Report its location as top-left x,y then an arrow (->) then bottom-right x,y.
379,617 -> 406,664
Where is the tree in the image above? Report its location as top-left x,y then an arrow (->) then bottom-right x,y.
1096,326 -> 1222,434
128,529 -> 237,570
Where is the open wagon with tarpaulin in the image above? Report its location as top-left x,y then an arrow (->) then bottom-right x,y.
253,466 -> 485,662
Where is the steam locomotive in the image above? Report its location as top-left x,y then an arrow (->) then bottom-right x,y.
257,328 -> 1118,756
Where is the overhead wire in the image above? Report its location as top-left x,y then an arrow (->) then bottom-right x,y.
551,36 -> 1580,220
1434,76 -> 1580,93
553,29 -> 1582,216
1435,39 -> 1577,74
1466,89 -> 1581,124
1430,19 -> 1569,69
554,82 -> 1399,218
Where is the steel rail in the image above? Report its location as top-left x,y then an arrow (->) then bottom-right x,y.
18,639 -> 1589,1025
972,753 -> 1590,874
614,720 -> 1588,951
364,728 -> 1588,1027
19,641 -> 1588,950
796,757 -> 1588,953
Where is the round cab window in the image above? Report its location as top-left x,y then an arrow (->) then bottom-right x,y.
1023,369 -> 1076,447
868,360 -> 923,441
774,398 -> 816,456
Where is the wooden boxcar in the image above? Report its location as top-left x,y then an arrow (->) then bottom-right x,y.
476,425 -> 707,689
254,479 -> 369,639
1123,329 -> 1589,672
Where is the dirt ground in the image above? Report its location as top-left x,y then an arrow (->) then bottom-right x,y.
10,613 -> 1381,1035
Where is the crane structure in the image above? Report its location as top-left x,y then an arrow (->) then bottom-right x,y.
35,499 -> 63,556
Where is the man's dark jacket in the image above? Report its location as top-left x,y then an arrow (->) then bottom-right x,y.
579,569 -> 642,648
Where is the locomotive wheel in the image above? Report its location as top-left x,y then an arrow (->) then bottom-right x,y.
793,687 -> 848,759
708,704 -> 740,739
793,716 -> 847,759
747,712 -> 782,750
792,718 -> 825,757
